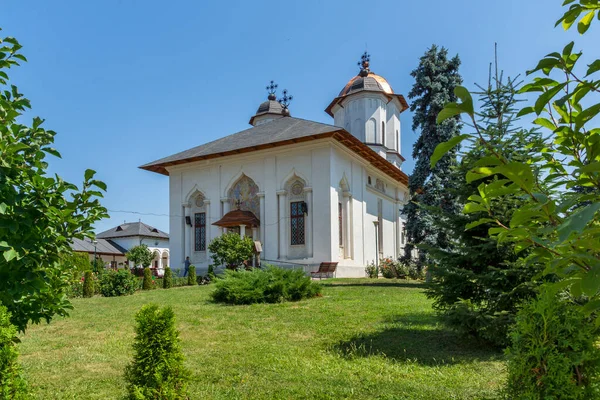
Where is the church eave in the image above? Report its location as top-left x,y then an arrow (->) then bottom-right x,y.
139,129 -> 408,186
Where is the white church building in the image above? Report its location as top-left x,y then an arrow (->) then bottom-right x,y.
141,53 -> 410,277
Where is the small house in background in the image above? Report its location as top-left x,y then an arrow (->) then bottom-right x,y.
70,221 -> 170,273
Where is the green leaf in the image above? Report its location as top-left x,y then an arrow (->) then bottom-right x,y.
581,266 -> 600,297
556,202 -> 600,242
3,248 -> 17,262
465,218 -> 494,230
580,161 -> 600,173
533,117 -> 556,130
534,83 -> 568,115
84,169 -> 96,181
517,106 -> 535,117
575,102 -> 600,131
578,10 -> 595,34
454,86 -> 474,115
464,203 -> 488,214
430,134 -> 470,168
493,163 -> 535,192
466,167 -> 495,183
436,103 -> 462,124
0,203 -> 6,214
585,59 -> 600,76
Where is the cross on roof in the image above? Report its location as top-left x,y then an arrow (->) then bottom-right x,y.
266,80 -> 278,100
278,89 -> 293,109
358,51 -> 370,68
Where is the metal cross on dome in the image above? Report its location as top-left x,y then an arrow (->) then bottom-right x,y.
278,89 -> 293,108
266,80 -> 278,95
358,51 -> 370,68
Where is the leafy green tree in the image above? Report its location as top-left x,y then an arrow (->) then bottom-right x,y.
426,65 -> 543,346
403,45 -> 463,269
208,232 -> 254,270
124,304 -> 189,399
187,266 -> 196,286
433,1 -> 600,394
0,32 -> 108,332
126,245 -> 154,271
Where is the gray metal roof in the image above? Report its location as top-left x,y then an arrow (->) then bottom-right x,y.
96,222 -> 169,240
70,237 -> 128,256
140,117 -> 340,173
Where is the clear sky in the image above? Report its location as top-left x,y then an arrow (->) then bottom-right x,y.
3,0 -> 596,234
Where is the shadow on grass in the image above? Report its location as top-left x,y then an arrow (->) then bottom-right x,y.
332,313 -> 502,366
321,281 -> 428,289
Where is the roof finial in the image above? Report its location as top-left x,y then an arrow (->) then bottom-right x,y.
266,80 -> 278,101
278,89 -> 293,116
358,51 -> 370,77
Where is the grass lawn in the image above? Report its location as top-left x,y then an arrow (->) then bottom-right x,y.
18,279 -> 505,399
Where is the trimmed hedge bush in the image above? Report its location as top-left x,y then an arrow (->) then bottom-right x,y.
187,266 -> 196,286
83,270 -> 94,298
505,289 -> 600,399
0,306 -> 27,399
124,304 -> 189,399
142,268 -> 153,290
211,266 -> 322,305
100,270 -> 138,297
163,267 -> 173,289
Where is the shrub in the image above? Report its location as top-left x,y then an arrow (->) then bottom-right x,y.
163,267 -> 173,289
124,304 -> 189,399
208,232 -> 254,270
100,270 -> 138,297
505,289 -> 600,399
172,277 -> 188,288
0,306 -> 28,399
142,268 -> 153,291
83,270 -> 95,298
90,257 -> 105,273
207,264 -> 215,279
187,266 -> 196,286
211,266 -> 321,305
365,262 -> 377,278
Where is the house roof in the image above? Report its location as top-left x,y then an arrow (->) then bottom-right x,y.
139,116 -> 409,185
96,222 -> 169,240
70,237 -> 127,256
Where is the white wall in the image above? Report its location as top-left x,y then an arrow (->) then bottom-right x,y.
165,138 -> 408,278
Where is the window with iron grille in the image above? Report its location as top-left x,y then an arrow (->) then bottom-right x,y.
339,202 -> 343,247
290,201 -> 305,245
194,212 -> 206,251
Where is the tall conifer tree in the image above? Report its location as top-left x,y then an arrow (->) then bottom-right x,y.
403,46 -> 462,267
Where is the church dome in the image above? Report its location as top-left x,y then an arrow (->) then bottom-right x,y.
338,72 -> 394,97
255,99 -> 284,116
249,81 -> 292,126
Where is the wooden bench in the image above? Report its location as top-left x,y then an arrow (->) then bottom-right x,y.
310,262 -> 338,279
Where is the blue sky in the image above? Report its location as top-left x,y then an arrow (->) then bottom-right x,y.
3,0 -> 596,234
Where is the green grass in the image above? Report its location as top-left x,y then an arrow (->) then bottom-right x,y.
18,279 -> 505,399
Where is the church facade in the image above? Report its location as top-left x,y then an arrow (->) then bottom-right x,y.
141,54 -> 410,277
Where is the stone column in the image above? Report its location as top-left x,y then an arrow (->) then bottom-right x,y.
220,197 -> 230,234
258,192 -> 265,255
239,224 -> 246,238
277,190 -> 287,260
183,203 -> 192,259
303,187 -> 313,258
343,191 -> 352,259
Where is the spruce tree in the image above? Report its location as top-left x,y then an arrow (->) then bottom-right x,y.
403,45 -> 462,269
426,62 -> 543,347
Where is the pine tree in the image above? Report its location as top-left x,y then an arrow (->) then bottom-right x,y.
403,45 -> 463,269
426,61 -> 543,347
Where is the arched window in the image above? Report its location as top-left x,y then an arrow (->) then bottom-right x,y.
193,193 -> 206,251
286,178 -> 307,246
381,121 -> 386,146
366,118 -> 376,143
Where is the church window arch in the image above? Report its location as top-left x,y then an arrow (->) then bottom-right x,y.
228,174 -> 260,220
192,192 -> 207,252
381,121 -> 386,146
366,118 -> 376,143
353,118 -> 364,141
285,177 -> 307,246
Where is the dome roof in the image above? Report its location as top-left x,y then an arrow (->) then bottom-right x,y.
255,99 -> 283,115
339,72 -> 394,97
